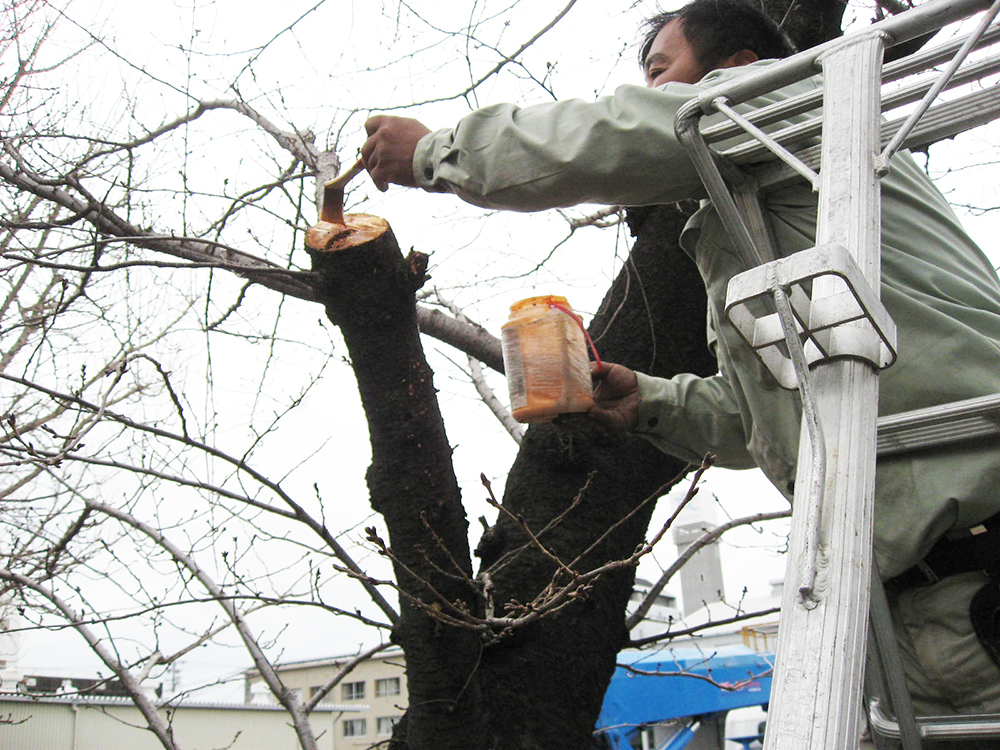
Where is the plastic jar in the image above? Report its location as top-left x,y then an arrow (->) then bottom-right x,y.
500,295 -> 595,423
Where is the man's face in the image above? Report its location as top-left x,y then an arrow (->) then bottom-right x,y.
643,19 -> 708,87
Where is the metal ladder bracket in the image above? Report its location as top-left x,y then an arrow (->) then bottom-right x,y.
725,243 -> 898,389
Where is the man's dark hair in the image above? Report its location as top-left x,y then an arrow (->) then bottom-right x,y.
639,0 -> 796,70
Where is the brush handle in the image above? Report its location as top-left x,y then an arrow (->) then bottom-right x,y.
325,157 -> 365,190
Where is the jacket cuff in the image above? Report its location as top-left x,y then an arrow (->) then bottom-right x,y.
413,129 -> 453,192
634,371 -> 678,436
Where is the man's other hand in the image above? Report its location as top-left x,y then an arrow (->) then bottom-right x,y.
362,116 -> 431,192
590,362 -> 639,432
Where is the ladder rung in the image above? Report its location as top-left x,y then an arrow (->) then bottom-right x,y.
870,699 -> 1000,740
749,85 -> 1000,190
699,24 -> 1000,145
877,393 -> 1000,455
716,51 -> 1000,165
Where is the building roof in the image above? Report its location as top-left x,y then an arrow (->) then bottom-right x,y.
0,693 -> 358,711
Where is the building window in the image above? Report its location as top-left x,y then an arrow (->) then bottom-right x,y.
377,716 -> 401,736
343,718 -> 367,737
375,677 -> 400,697
342,680 -> 365,701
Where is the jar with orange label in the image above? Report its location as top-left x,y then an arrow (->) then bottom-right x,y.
500,295 -> 595,423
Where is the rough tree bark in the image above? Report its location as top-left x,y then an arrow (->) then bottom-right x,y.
308,215 -> 490,750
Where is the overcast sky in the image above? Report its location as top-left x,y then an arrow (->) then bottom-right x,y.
7,0 -> 999,703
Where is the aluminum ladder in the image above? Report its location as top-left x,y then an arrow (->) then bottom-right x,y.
672,0 -> 1000,747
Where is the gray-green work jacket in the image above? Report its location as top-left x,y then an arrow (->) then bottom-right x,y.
413,62 -> 1000,578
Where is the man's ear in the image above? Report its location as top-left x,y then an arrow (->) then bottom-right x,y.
718,49 -> 760,69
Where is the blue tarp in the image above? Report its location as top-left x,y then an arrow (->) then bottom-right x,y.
596,644 -> 772,748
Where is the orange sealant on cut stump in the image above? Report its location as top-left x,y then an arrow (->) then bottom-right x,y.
501,295 -> 595,424
305,214 -> 389,253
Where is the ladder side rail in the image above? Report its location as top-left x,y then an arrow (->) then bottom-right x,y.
749,84 -> 1000,191
865,570 -> 923,750
718,50 -> 1000,164
887,84 -> 1000,151
712,151 -> 785,265
882,20 -> 1000,83
674,98 -> 774,269
731,180 -> 781,266
763,30 -> 887,750
869,702 -> 1000,740
700,23 -> 1000,146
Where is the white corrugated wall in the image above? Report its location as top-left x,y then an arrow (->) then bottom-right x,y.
0,698 -> 339,749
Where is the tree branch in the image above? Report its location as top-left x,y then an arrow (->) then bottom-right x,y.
0,370 -> 400,625
0,568 -> 181,750
628,606 -> 783,649
84,501 -> 320,750
626,508 -> 791,630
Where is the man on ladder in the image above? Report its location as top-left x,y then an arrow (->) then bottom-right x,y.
360,0 -> 1000,745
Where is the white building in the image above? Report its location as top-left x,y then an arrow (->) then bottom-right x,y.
245,647 -> 406,748
0,696 -> 350,749
0,603 -> 24,692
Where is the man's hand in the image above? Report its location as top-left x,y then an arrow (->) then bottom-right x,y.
589,362 -> 639,432
362,116 -> 431,192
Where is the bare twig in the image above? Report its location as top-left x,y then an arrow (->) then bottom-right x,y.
375,0 -> 582,110
0,568 -> 181,750
0,158 -> 317,301
563,206 -> 626,231
426,291 -> 521,442
337,462 -> 722,642
1,372 -> 400,625
480,475 -> 579,578
628,606 -> 782,649
626,505 -> 791,630
303,643 -> 392,713
478,472 -> 594,579
81,99 -> 319,168
84,501 -> 320,750
620,654 -> 773,691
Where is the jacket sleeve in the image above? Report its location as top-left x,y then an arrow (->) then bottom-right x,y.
633,371 -> 758,470
412,82 -> 710,211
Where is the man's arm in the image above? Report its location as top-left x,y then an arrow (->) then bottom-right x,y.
362,82 -> 714,211
592,362 -> 758,469
360,62 -> 803,212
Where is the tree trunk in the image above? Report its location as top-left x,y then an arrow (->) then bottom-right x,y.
475,204 -> 719,749
308,215 -> 489,750
307,6 -> 857,747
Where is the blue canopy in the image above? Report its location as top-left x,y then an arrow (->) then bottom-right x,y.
596,644 -> 772,747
